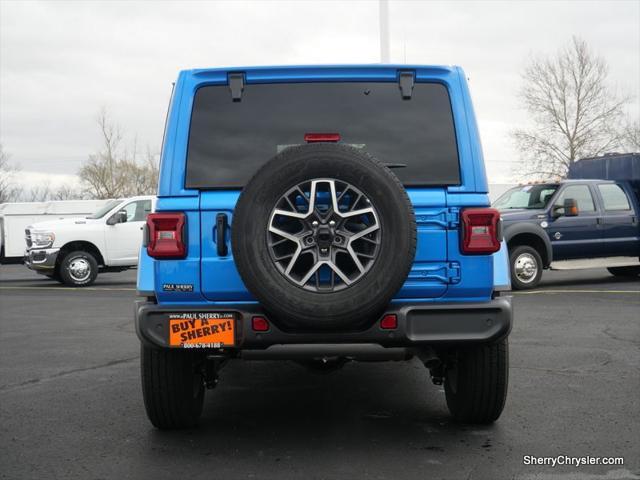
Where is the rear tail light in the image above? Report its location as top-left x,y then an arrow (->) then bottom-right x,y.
304,133 -> 341,143
146,213 -> 187,259
461,208 -> 501,254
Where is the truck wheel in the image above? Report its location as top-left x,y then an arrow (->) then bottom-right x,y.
232,143 -> 416,331
607,266 -> 640,277
59,250 -> 98,287
141,345 -> 206,429
444,338 -> 509,424
509,245 -> 542,290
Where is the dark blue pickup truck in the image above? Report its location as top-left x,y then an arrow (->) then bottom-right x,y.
494,153 -> 640,289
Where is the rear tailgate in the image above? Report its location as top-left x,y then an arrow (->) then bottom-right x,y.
199,188 -> 454,302
178,68 -> 484,303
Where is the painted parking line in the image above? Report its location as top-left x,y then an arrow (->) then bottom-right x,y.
0,285 -> 136,292
513,289 -> 640,295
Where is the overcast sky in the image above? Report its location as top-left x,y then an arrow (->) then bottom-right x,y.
1,0 -> 639,186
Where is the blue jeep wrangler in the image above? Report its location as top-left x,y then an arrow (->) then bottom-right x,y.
135,65 -> 512,429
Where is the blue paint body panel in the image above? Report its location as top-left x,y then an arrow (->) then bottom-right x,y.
493,241 -> 511,290
138,64 -> 504,306
136,249 -> 155,295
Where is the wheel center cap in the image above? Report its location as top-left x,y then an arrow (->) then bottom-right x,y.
315,226 -> 334,248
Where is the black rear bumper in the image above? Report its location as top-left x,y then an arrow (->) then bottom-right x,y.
135,297 -> 512,351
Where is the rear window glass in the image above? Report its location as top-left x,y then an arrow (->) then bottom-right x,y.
597,184 -> 631,211
185,82 -> 460,189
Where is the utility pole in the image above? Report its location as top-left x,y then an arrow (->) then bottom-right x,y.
379,0 -> 390,63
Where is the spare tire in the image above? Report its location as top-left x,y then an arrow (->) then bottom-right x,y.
232,143 -> 416,331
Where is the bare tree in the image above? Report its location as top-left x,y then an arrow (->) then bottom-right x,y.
0,144 -> 23,203
25,182 -> 52,202
51,184 -> 84,201
133,146 -> 160,195
115,146 -> 158,197
79,108 -> 158,199
79,108 -> 127,199
621,119 -> 640,151
512,37 -> 629,179
20,182 -> 83,202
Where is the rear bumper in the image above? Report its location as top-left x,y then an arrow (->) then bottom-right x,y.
135,297 -> 512,351
24,248 -> 59,273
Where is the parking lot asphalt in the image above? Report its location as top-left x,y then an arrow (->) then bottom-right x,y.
0,265 -> 638,480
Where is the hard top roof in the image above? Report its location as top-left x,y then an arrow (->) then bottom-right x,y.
184,63 -> 458,76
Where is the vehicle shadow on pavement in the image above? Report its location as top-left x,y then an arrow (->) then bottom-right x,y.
0,276 -> 58,284
0,264 -> 137,287
536,273 -> 637,289
0,277 -> 136,288
139,359 -> 504,474
0,277 -> 136,287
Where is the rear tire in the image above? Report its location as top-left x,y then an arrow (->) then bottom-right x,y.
444,339 -> 509,424
509,245 -> 542,290
59,250 -> 98,287
607,266 -> 640,277
141,345 -> 206,429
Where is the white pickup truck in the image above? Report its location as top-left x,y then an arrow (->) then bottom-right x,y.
24,196 -> 156,286
1,199 -> 111,263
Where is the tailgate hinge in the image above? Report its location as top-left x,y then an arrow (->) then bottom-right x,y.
398,71 -> 415,100
447,262 -> 461,284
228,73 -> 245,102
446,207 -> 460,228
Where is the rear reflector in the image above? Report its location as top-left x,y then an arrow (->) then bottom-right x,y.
304,133 -> 341,143
252,316 -> 270,332
380,314 -> 398,330
461,208 -> 501,254
146,213 -> 187,259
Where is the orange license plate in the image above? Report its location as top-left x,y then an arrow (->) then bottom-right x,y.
168,313 -> 235,348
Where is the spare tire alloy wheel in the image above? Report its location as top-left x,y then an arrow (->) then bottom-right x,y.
268,179 -> 381,291
232,143 -> 416,331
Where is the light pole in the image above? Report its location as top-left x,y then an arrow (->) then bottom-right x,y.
379,0 -> 390,63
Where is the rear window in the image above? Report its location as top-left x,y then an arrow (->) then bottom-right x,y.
597,184 -> 631,211
185,82 -> 460,189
